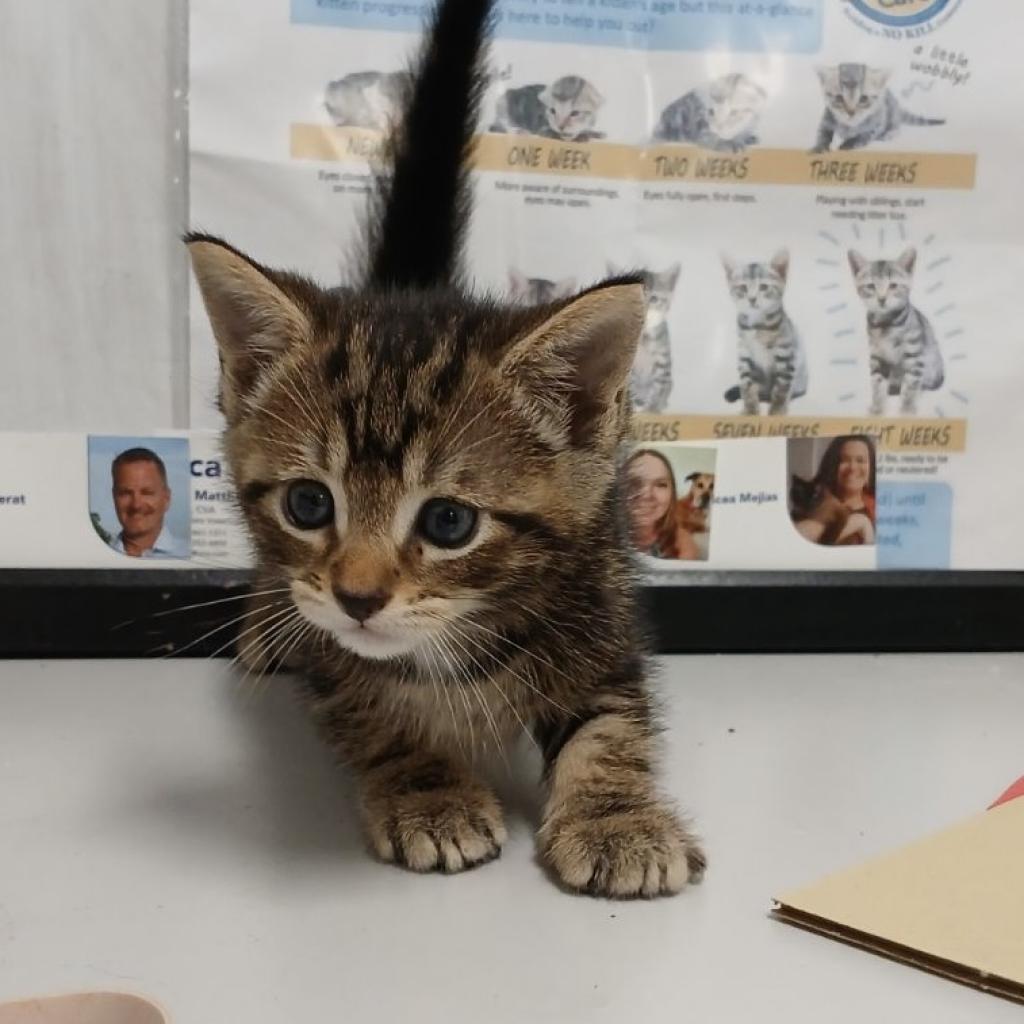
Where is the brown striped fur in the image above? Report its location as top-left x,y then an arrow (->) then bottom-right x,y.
186,0 -> 703,898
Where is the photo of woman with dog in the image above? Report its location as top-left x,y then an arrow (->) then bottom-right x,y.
789,435 -> 877,547
625,448 -> 715,562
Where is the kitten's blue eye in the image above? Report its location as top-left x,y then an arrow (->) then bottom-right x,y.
285,480 -> 334,530
759,283 -> 769,293
417,499 -> 478,549
858,96 -> 870,107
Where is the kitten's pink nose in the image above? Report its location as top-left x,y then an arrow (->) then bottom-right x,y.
333,588 -> 390,623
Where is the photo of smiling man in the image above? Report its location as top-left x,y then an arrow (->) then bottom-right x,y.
88,437 -> 191,560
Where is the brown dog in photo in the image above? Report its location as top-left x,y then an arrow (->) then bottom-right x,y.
677,472 -> 715,534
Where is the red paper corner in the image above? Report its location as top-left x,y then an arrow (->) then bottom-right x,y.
990,776 -> 1024,809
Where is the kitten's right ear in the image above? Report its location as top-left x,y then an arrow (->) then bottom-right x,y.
721,253 -> 738,278
500,280 -> 645,449
847,249 -> 867,275
186,235 -> 311,419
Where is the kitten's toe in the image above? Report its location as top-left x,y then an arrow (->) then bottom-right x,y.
540,801 -> 704,899
363,783 -> 506,874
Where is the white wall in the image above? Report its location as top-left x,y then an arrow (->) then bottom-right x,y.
0,0 -> 188,431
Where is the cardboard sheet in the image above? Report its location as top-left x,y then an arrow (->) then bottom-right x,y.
774,796 -> 1024,1003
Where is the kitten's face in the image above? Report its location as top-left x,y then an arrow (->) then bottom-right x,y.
817,64 -> 889,128
188,242 -> 643,663
722,251 -> 788,328
508,269 -> 577,305
707,74 -> 765,139
541,77 -> 602,139
849,248 -> 915,316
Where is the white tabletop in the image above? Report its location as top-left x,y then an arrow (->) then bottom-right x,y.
1,654 -> 1021,1023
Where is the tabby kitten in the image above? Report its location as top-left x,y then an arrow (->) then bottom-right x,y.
187,0 -> 703,898
324,70 -> 412,131
609,261 -> 681,414
491,76 -> 605,141
508,268 -> 577,305
813,64 -> 944,152
723,250 -> 807,415
849,248 -> 944,416
653,73 -> 766,152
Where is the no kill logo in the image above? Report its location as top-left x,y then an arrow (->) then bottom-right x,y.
843,0 -> 963,37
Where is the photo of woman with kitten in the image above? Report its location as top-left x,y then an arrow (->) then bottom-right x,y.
789,435 -> 876,547
625,448 -> 715,562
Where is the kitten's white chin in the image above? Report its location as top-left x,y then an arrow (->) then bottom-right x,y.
329,624 -> 421,661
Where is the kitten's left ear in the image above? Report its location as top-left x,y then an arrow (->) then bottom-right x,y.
500,281 -> 645,448
897,247 -> 917,274
187,236 -> 311,420
770,248 -> 790,280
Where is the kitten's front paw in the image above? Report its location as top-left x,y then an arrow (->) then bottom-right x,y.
540,801 -> 705,899
363,782 -> 506,874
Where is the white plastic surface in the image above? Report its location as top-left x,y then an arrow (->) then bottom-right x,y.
1,655 -> 1022,1022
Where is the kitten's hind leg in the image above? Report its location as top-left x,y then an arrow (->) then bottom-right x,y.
537,682 -> 705,899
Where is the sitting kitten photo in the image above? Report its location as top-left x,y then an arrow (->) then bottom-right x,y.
813,64 -> 944,152
653,73 -> 766,152
848,247 -> 944,416
187,0 -> 704,899
491,75 -> 605,141
722,250 -> 807,415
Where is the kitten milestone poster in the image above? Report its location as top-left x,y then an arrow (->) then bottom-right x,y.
1,0 -> 1018,573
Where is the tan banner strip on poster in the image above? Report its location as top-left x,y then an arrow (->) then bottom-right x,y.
632,415 -> 967,453
291,124 -> 977,191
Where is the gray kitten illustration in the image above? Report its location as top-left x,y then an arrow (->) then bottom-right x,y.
848,248 -> 944,416
813,64 -> 944,152
722,250 -> 807,416
653,73 -> 766,153
508,268 -> 577,305
608,261 -> 681,414
491,76 -> 605,141
324,71 -> 412,131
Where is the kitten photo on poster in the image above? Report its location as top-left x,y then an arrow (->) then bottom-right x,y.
848,247 -> 944,416
324,70 -> 412,132
653,73 -> 766,152
812,64 -> 944,152
722,249 -> 807,416
187,0 -> 705,899
490,75 -> 606,141
608,261 -> 681,414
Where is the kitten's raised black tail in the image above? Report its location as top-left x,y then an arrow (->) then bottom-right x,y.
366,0 -> 495,290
